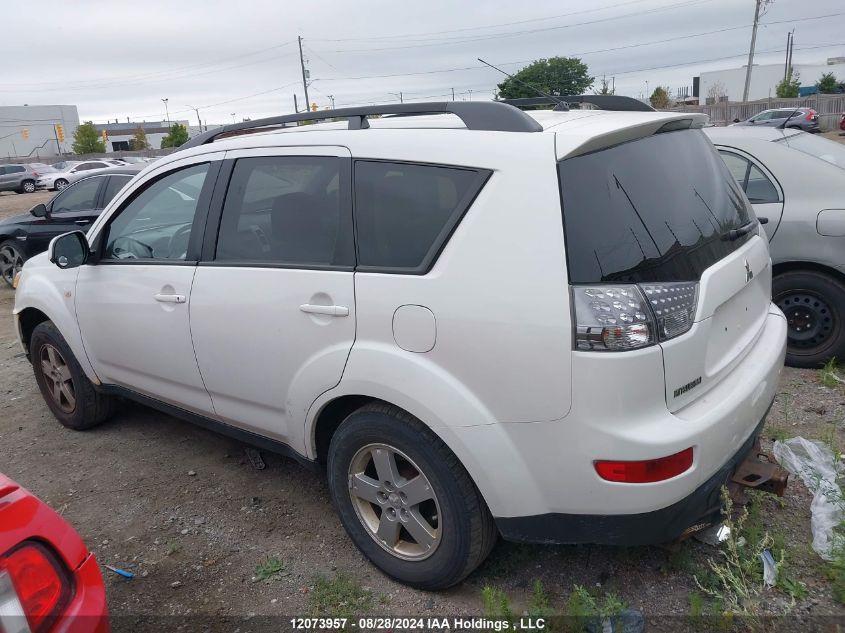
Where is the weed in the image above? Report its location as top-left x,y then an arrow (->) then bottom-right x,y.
819,357 -> 843,388
528,580 -> 553,619
768,427 -> 790,443
779,391 -> 796,427
688,591 -> 705,628
254,557 -> 286,582
564,585 -> 625,632
694,488 -> 779,628
664,544 -> 694,574
165,542 -> 180,556
481,586 -> 513,621
778,574 -> 808,600
309,574 -> 373,617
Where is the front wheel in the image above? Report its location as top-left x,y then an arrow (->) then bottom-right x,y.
327,403 -> 496,590
0,240 -> 25,287
774,270 -> 845,367
30,321 -> 115,429
54,179 -> 68,191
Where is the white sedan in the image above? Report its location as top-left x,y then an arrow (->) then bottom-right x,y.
704,126 -> 845,367
36,160 -> 117,191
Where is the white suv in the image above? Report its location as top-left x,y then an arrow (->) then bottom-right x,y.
13,100 -> 787,589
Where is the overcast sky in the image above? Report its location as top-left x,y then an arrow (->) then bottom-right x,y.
1,0 -> 842,125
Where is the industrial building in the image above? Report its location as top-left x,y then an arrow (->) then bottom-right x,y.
0,104 -> 79,159
93,120 -> 192,151
698,57 -> 845,105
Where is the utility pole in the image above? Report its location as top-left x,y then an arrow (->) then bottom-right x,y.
293,94 -> 299,113
186,105 -> 202,132
786,31 -> 794,77
298,36 -> 310,111
742,0 -> 764,102
231,113 -> 236,124
390,92 -> 404,103
783,30 -> 792,81
451,87 -> 455,101
327,95 -> 335,109
161,98 -> 170,126
468,89 -> 473,101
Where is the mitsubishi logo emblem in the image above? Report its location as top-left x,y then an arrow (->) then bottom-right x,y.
745,259 -> 754,283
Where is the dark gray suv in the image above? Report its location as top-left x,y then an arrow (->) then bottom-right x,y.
0,164 -> 40,194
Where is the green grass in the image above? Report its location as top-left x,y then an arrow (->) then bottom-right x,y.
481,586 -> 513,621
767,426 -> 790,443
254,557 -> 286,582
819,357 -> 843,388
309,574 -> 373,617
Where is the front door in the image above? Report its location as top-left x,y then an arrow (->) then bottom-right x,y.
75,157 -> 222,415
27,176 -> 106,255
189,147 -> 355,447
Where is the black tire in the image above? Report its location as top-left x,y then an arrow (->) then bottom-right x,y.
30,321 -> 115,430
773,270 -> 845,368
327,403 -> 497,590
0,240 -> 26,287
18,180 -> 36,194
54,179 -> 68,191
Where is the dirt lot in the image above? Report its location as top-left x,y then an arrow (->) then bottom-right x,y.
2,178 -> 845,631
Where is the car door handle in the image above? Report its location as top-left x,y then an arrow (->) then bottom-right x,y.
299,304 -> 349,317
154,293 -> 186,304
75,219 -> 90,225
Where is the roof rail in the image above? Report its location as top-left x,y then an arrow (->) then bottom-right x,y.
181,101 -> 543,149
502,95 -> 655,113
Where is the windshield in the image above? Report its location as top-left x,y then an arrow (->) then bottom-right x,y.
775,132 -> 845,170
559,128 -> 753,283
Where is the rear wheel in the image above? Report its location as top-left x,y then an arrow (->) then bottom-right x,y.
327,403 -> 496,589
30,321 -> 115,430
19,180 -> 36,194
0,240 -> 25,287
774,270 -> 845,367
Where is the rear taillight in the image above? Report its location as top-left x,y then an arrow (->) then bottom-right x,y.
0,542 -> 72,633
805,109 -> 816,121
572,282 -> 698,351
31,171 -> 39,178
595,447 -> 694,483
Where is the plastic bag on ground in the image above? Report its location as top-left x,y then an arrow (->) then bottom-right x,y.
773,436 -> 844,560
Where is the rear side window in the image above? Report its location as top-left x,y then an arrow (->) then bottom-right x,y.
354,161 -> 489,273
559,129 -> 753,283
718,151 -> 779,204
103,175 -> 133,206
215,156 -> 353,268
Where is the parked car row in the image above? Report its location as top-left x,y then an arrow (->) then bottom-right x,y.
0,157 -> 159,195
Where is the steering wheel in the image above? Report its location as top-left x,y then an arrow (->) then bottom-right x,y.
111,236 -> 154,259
168,224 -> 193,259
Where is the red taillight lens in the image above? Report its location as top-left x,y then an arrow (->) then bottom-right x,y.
594,447 -> 694,483
0,542 -> 72,633
805,110 -> 815,121
32,170 -> 40,177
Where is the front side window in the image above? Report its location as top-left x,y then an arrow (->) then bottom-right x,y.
354,161 -> 488,272
103,163 -> 209,261
102,175 -> 133,206
717,151 -> 779,204
52,177 -> 102,213
559,129 -> 753,283
215,156 -> 351,267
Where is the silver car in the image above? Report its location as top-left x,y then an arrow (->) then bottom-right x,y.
0,164 -> 40,194
705,126 -> 845,366
732,107 -> 820,133
36,160 -> 115,191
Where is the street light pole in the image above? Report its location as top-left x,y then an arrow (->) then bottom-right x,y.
231,113 -> 236,124
328,95 -> 335,109
161,98 -> 170,126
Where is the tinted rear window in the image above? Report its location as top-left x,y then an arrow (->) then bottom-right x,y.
559,129 -> 753,283
354,161 -> 489,273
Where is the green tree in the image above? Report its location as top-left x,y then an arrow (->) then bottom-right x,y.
817,72 -> 838,94
776,70 -> 800,98
71,121 -> 105,154
160,122 -> 189,149
496,57 -> 593,100
649,86 -> 671,109
131,126 -> 150,150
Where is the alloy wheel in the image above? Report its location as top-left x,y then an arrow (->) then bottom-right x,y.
348,443 -> 441,561
776,291 -> 835,351
55,180 -> 68,191
22,181 -> 36,193
0,245 -> 23,286
39,344 -> 76,414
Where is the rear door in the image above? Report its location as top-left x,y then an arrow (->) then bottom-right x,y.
189,147 -> 355,447
717,148 -> 784,239
559,128 -> 770,413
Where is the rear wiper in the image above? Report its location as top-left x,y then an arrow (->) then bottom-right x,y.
721,220 -> 758,241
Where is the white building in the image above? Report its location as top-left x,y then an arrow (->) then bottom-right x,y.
94,120 -> 191,152
0,105 -> 79,159
698,57 -> 845,104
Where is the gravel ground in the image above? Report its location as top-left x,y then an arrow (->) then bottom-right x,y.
2,159 -> 845,631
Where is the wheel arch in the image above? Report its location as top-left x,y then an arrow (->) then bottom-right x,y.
17,307 -> 50,358
772,260 -> 845,284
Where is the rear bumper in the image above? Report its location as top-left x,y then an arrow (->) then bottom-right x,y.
496,414 -> 767,545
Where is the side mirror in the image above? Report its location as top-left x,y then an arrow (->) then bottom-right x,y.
48,231 -> 90,270
732,118 -> 741,123
758,216 -> 769,225
30,203 -> 48,218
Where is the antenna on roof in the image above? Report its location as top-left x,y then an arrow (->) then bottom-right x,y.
477,58 -> 569,111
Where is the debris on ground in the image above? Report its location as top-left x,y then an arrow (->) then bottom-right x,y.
104,565 -> 134,579
245,447 -> 266,470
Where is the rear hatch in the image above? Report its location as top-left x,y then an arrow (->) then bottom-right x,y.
559,127 -> 769,411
